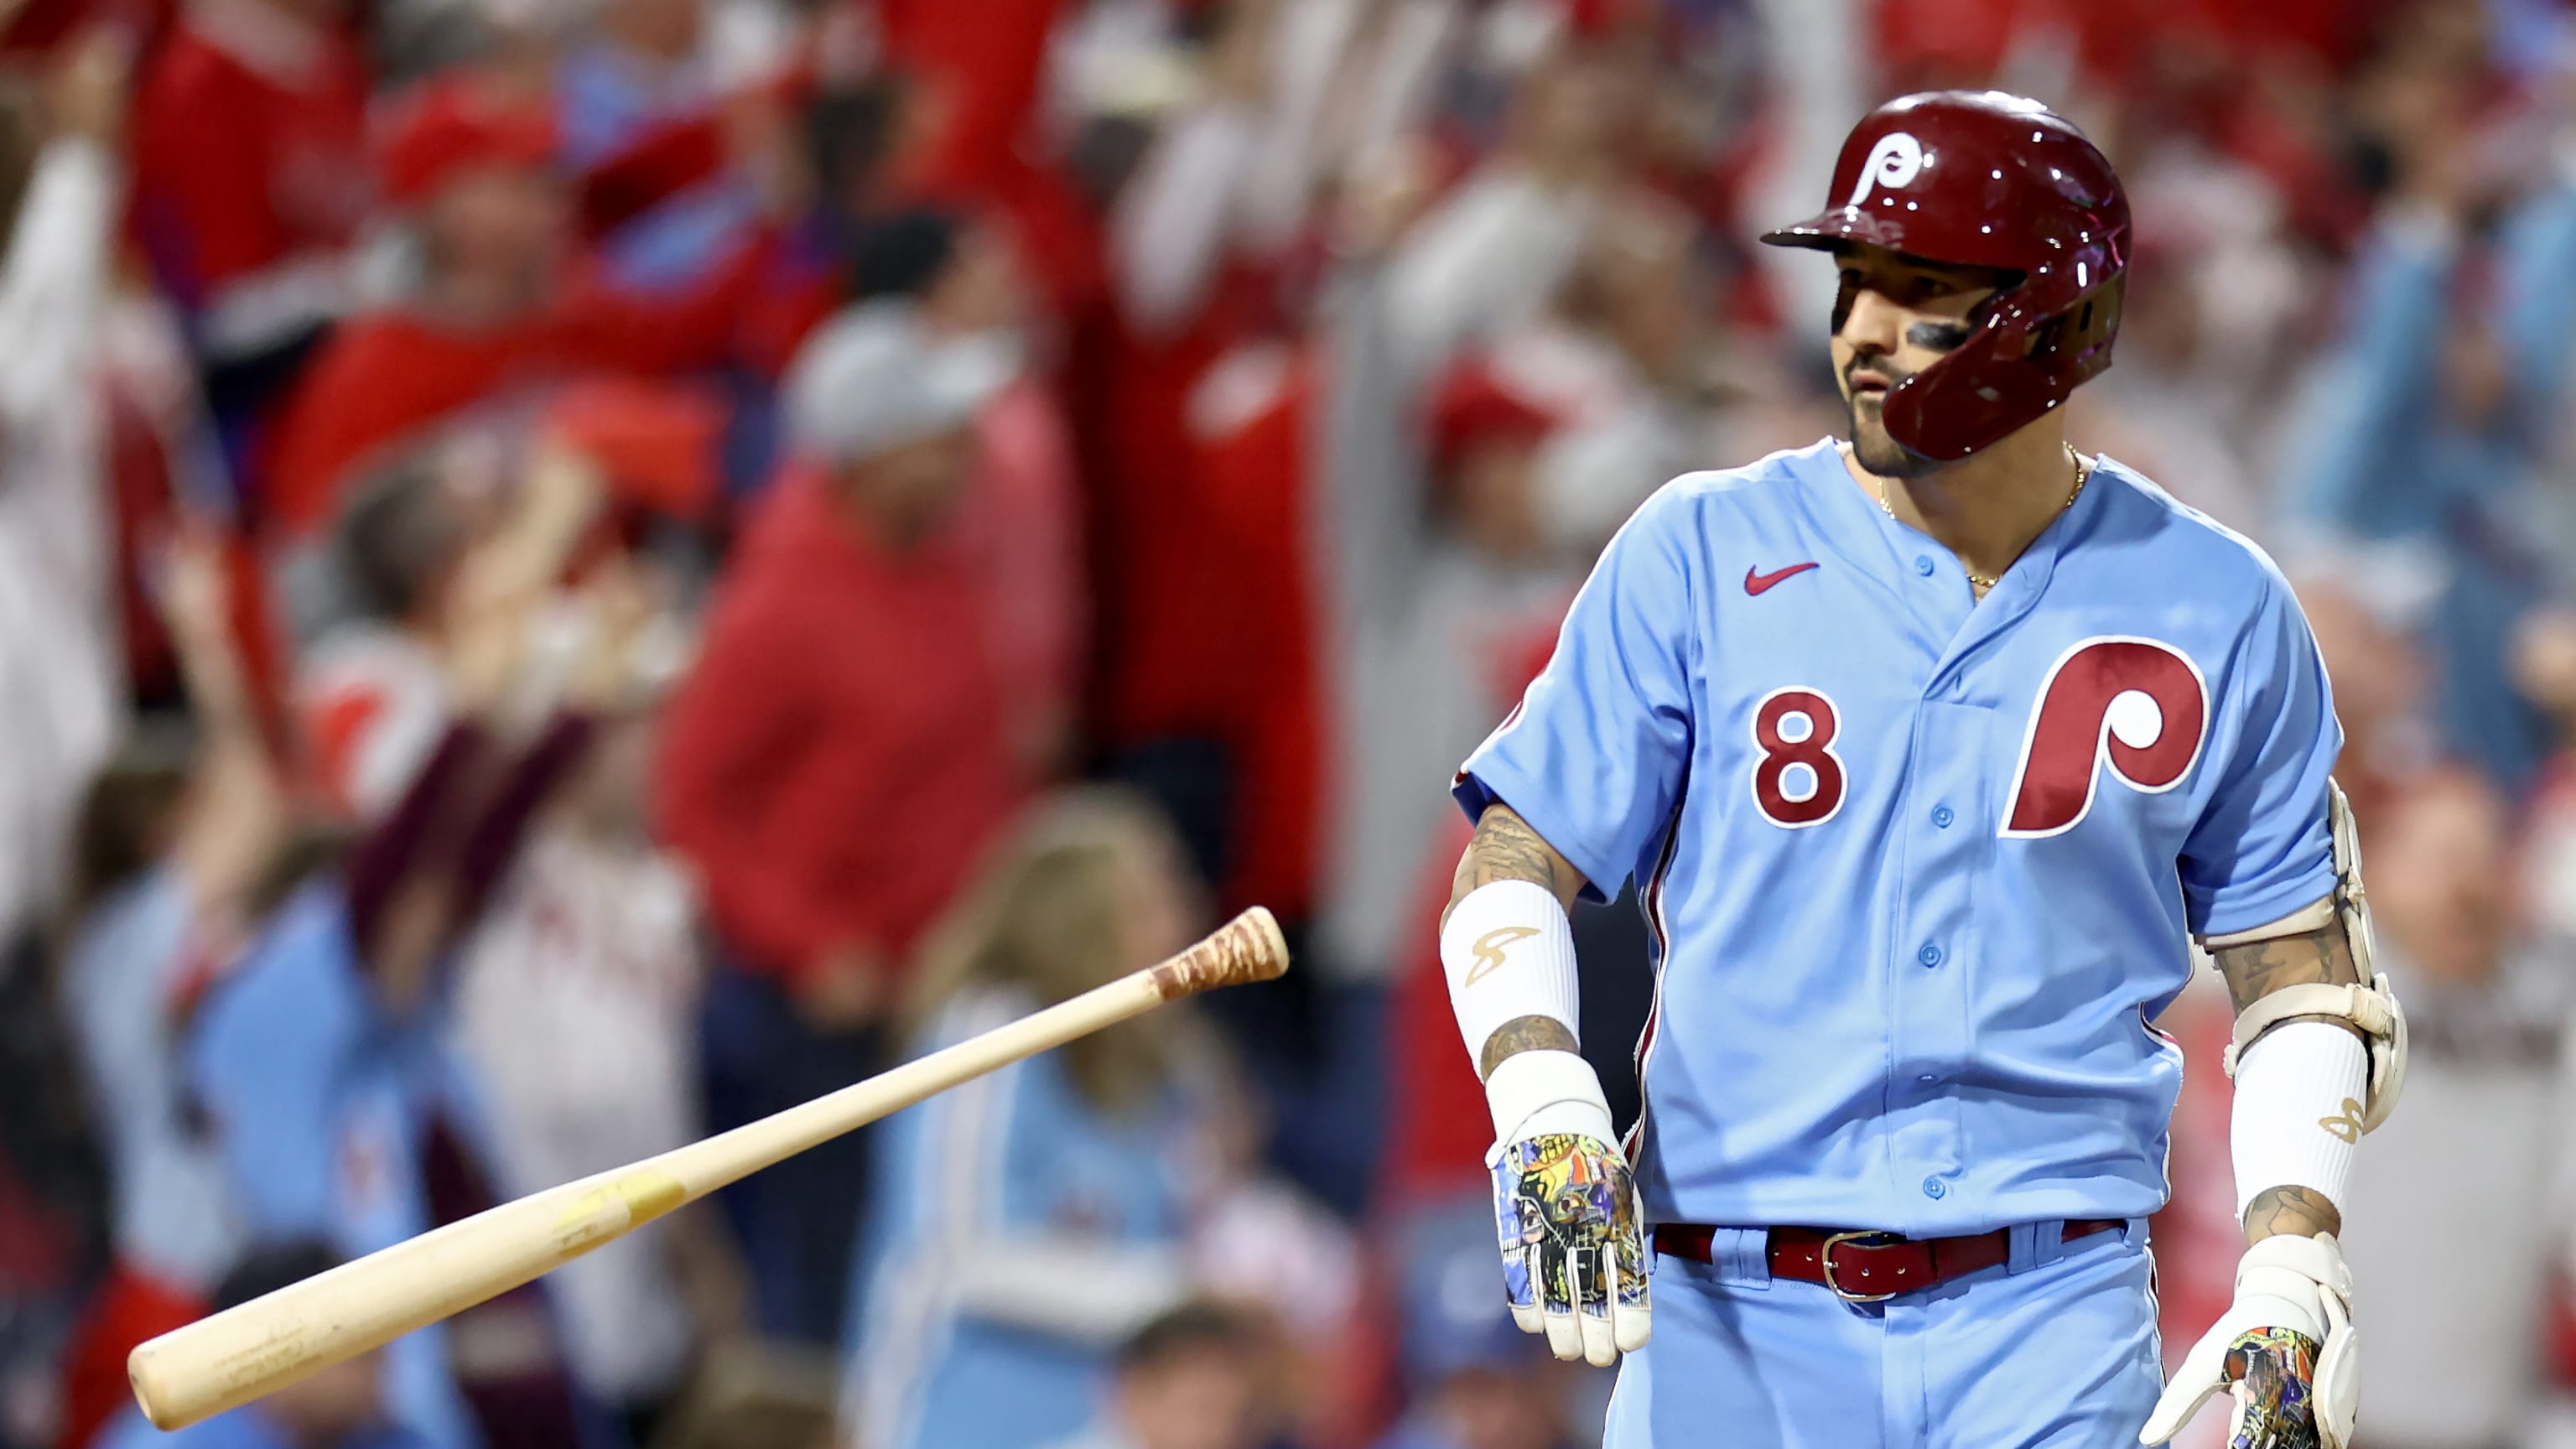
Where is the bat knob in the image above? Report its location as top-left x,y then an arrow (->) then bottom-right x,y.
1151,906 -> 1291,999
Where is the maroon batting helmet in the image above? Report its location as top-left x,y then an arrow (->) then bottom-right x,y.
1763,91 -> 2130,462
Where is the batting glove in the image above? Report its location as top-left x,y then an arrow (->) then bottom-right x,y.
2141,1233 -> 2358,1449
1484,1049 -> 1650,1368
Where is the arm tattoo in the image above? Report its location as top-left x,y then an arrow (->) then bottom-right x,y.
1449,804 -> 1586,918
1480,1014 -> 1581,1081
2242,1183 -> 2343,1244
2213,923 -> 2359,1015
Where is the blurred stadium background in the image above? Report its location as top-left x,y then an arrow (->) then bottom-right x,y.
0,0 -> 2568,1446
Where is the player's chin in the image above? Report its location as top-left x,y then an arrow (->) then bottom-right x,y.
1848,417 -> 1922,479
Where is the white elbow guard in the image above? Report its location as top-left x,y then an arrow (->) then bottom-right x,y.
1442,880 -> 1602,1141
2221,978 -> 2407,1135
2205,779 -> 2409,1135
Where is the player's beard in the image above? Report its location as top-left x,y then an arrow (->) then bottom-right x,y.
1844,371 -> 1934,479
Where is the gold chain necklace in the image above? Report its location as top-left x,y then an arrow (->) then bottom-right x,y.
1877,442 -> 2089,593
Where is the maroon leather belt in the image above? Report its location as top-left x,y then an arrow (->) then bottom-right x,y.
1652,1219 -> 2123,1302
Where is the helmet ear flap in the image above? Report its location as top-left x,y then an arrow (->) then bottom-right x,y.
1882,266 -> 2127,460
1881,319 -> 2038,461
2027,273 -> 2125,373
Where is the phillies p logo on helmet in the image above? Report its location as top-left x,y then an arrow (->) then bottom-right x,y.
1844,132 -> 1924,208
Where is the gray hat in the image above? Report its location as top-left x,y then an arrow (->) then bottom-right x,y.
783,301 -> 1015,464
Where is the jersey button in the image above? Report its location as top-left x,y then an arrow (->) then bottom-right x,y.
1917,943 -> 1944,968
1921,1176 -> 1948,1200
1913,555 -> 1936,576
1930,805 -> 1955,828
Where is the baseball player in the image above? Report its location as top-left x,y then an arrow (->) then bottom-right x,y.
1437,92 -> 2406,1449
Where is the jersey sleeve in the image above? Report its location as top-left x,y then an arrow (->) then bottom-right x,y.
187,899 -> 368,1239
2178,574 -> 2344,937
1452,483 -> 1700,901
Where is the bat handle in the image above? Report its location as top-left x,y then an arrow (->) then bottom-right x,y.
1149,906 -> 1290,1000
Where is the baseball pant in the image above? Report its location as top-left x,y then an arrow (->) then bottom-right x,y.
1605,1219 -> 2162,1448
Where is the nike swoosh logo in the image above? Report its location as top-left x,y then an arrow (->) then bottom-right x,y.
1744,562 -> 1820,595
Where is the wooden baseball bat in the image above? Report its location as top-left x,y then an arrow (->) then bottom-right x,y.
129,906 -> 1291,1431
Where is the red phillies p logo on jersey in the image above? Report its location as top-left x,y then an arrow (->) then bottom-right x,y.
2001,636 -> 2208,837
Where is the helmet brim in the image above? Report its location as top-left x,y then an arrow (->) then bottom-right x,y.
1763,209 -> 2048,278
1758,208 -> 1910,253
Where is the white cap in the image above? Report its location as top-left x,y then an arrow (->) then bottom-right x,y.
784,301 -> 1015,464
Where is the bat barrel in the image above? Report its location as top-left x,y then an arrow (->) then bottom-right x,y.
128,1167 -> 687,1429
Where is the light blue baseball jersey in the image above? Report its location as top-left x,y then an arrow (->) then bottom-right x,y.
190,885 -> 488,1449
850,986 -> 1196,1449
1453,438 -> 2341,1234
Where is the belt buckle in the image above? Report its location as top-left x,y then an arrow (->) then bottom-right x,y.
1818,1230 -> 1903,1303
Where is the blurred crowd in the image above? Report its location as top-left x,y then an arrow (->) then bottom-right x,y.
8,0 -> 2576,1446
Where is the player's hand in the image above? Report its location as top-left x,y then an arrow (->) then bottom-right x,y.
48,26 -> 133,148
1489,1114 -> 1649,1367
2141,1233 -> 2357,1449
565,555 -> 670,713
793,941 -> 889,1031
147,521 -> 233,657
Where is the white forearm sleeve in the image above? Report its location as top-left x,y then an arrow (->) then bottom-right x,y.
2230,1020 -> 2370,1220
1441,880 -> 1581,1063
1442,880 -> 1603,1142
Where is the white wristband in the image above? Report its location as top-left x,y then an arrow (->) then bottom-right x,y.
1483,1049 -> 1615,1145
2232,1232 -> 2351,1344
1441,879 -> 1581,1068
2231,1020 -> 2369,1221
